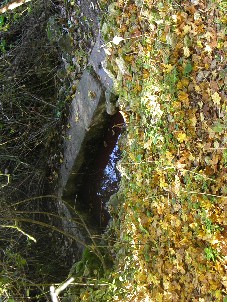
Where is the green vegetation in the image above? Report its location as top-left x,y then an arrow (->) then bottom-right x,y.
1,0 -> 226,301
67,0 -> 226,301
0,0 -> 70,300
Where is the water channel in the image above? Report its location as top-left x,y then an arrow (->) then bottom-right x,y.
74,112 -> 124,228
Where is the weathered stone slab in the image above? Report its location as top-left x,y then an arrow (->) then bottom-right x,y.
58,69 -> 107,199
58,27 -> 119,200
89,35 -> 113,90
89,34 -> 118,115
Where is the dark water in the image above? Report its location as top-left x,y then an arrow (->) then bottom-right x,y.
76,112 -> 124,228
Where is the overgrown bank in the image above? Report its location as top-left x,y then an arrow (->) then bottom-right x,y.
0,1 -> 66,300
71,0 -> 227,301
0,0 -> 103,300
0,0 -> 226,301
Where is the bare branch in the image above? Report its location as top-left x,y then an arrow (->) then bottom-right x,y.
0,0 -> 31,13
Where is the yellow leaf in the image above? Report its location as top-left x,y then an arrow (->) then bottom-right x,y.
183,46 -> 190,57
144,139 -> 152,149
173,101 -> 182,110
189,153 -> 195,161
147,274 -> 159,285
156,293 -> 163,302
200,112 -> 205,122
183,25 -> 191,34
197,40 -> 203,48
165,151 -> 174,164
163,279 -> 170,290
143,69 -> 150,79
160,33 -> 167,42
222,276 -> 227,288
211,92 -> 221,105
177,78 -> 189,89
209,280 -> 218,291
160,175 -> 168,189
205,31 -> 213,42
190,116 -> 197,127
178,266 -> 186,274
195,85 -> 201,93
176,132 -> 187,143
199,274 -> 206,282
214,290 -> 222,299
213,141 -> 219,149
133,83 -> 142,93
178,91 -> 189,107
125,55 -> 134,62
174,175 -> 181,195
163,64 -> 174,73
178,91 -> 189,101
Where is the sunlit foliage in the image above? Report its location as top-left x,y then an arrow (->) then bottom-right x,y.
78,0 -> 227,300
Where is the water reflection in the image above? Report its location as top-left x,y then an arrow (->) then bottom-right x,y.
100,143 -> 121,190
97,139 -> 121,220
76,112 -> 124,228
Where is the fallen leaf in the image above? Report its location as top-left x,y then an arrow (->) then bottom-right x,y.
112,36 -> 124,45
211,92 -> 221,105
163,64 -> 174,73
176,132 -> 187,143
183,46 -> 190,57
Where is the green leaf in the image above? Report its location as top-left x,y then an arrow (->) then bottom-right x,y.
223,150 -> 227,164
204,247 -> 218,261
0,40 -> 6,53
136,154 -> 142,162
184,62 -> 193,75
212,122 -> 225,133
0,16 -> 5,27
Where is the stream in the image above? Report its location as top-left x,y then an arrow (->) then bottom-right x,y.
75,112 -> 124,228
